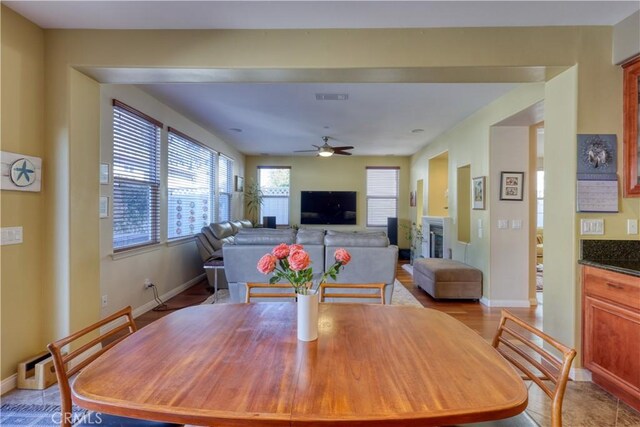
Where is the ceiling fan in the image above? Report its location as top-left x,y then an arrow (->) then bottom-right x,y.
295,136 -> 354,157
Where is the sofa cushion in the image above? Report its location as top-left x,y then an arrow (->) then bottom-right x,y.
230,220 -> 244,233
324,231 -> 389,247
211,222 -> 234,240
296,229 -> 325,245
234,229 -> 296,245
239,219 -> 253,228
201,226 -> 222,250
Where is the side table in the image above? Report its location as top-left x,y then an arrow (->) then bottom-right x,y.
203,259 -> 224,302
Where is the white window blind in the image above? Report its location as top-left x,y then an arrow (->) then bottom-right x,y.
366,167 -> 399,227
258,166 -> 290,225
218,155 -> 233,222
167,128 -> 215,239
112,100 -> 162,251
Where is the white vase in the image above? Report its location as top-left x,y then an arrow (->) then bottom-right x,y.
297,290 -> 319,341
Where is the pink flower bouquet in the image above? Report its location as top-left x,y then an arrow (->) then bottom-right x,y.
257,243 -> 351,295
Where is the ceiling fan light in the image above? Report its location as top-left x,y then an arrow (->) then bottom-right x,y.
318,150 -> 333,157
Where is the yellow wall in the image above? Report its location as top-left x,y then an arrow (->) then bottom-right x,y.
245,156 -> 411,248
2,14 -> 639,382
427,155 -> 449,216
456,165 -> 471,243
0,7 -> 45,379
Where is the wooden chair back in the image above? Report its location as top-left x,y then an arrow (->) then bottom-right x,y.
319,283 -> 385,304
492,310 -> 576,427
245,283 -> 297,303
47,306 -> 138,427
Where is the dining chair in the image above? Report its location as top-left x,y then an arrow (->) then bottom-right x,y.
245,283 -> 297,302
47,306 -> 179,427
457,309 -> 576,427
319,283 -> 386,304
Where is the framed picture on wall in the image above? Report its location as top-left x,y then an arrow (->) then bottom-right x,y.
472,176 -> 486,209
99,196 -> 109,218
499,171 -> 524,201
409,191 -> 416,207
235,175 -> 244,192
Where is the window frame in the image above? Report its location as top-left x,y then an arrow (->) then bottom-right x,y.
166,127 -> 216,240
112,100 -> 162,252
366,166 -> 400,227
257,166 -> 291,226
217,154 -> 234,223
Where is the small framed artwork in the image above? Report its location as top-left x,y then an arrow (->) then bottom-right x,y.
499,171 -> 524,201
472,176 -> 486,209
100,163 -> 110,185
235,175 -> 244,192
409,191 -> 416,207
99,196 -> 109,218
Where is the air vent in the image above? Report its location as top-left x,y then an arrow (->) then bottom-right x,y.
315,93 -> 349,101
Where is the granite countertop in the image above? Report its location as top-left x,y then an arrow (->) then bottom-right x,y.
579,240 -> 640,278
578,259 -> 640,278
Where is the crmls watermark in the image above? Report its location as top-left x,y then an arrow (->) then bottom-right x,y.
51,412 -> 103,425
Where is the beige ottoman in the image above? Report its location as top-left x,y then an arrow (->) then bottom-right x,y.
413,259 -> 482,300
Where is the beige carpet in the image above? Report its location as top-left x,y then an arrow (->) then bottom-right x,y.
203,279 -> 422,307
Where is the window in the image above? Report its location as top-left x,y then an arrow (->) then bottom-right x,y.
218,155 -> 233,222
167,128 -> 215,239
258,166 -> 290,225
112,100 -> 162,250
366,167 -> 399,227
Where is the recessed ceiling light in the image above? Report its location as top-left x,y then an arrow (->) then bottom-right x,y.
411,129 -> 425,133
323,126 -> 330,129
229,128 -> 243,132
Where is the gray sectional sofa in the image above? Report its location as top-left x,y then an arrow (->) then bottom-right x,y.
223,229 -> 398,304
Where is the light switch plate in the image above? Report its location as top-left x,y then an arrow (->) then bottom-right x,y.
628,219 -> 638,235
512,220 -> 522,229
497,220 -> 509,229
580,219 -> 604,235
1,227 -> 23,245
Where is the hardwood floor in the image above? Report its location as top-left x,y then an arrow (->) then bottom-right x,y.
134,261 -> 542,343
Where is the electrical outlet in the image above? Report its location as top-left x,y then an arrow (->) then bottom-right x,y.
101,295 -> 108,308
628,219 -> 638,235
144,278 -> 153,289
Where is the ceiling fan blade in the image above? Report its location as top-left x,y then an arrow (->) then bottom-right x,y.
334,151 -> 352,156
294,149 -> 320,153
330,146 -> 354,151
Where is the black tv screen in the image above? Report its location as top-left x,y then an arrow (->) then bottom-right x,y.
300,191 -> 357,225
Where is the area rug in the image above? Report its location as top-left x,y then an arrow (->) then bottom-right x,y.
202,279 -> 422,307
0,404 -> 87,426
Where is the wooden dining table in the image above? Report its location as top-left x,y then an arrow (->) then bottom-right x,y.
72,303 -> 528,426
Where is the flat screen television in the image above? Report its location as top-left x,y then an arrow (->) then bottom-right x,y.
300,191 -> 357,225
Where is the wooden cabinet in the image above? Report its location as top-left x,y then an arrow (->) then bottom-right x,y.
582,266 -> 640,411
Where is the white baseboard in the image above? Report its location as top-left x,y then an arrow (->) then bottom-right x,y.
480,297 -> 531,307
401,264 -> 413,276
571,368 -> 592,382
1,374 -> 17,395
132,273 -> 205,319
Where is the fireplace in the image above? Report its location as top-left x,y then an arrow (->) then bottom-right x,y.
421,216 -> 452,259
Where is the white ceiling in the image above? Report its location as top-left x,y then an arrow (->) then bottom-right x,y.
4,1 -> 639,29
8,1 -> 636,157
141,83 -> 518,156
